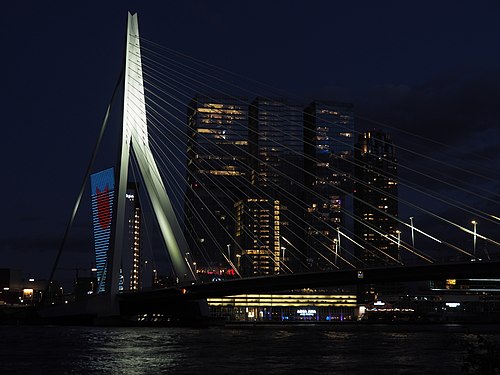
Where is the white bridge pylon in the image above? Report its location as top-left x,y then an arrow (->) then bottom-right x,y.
109,12 -> 196,296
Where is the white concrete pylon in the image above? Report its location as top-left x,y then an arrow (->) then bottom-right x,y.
109,12 -> 196,300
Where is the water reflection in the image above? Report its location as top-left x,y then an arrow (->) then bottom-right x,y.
1,325 -> 500,374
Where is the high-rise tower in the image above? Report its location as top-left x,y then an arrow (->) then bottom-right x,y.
185,96 -> 249,270
235,198 -> 281,275
90,168 -> 115,293
304,102 -> 354,270
354,130 -> 399,266
249,98 -> 305,272
126,184 -> 141,291
90,169 -> 142,293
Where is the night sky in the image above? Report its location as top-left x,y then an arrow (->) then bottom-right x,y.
3,1 -> 500,281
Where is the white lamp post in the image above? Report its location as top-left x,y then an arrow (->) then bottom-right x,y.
471,220 -> 477,257
409,217 -> 415,249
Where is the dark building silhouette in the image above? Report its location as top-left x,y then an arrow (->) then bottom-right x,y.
185,96 -> 249,269
248,98 -> 306,273
354,130 -> 399,302
304,101 -> 355,270
184,97 -> 356,276
354,130 -> 399,266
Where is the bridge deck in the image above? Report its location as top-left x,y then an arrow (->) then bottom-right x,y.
118,261 -> 500,314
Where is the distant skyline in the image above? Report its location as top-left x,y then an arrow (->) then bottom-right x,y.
3,1 -> 500,279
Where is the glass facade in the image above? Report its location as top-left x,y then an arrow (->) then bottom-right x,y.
185,96 -> 249,269
304,102 -> 355,270
354,130 -> 399,266
249,98 -> 305,273
235,198 -> 281,275
184,97 -> 372,279
208,293 -> 357,321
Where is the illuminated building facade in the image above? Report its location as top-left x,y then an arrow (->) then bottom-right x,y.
249,98 -> 305,272
235,198 -> 281,275
185,96 -> 249,268
90,168 -> 115,293
208,292 -> 357,321
91,168 -> 137,293
304,102 -> 355,270
0,270 -> 54,306
126,185 -> 141,291
354,130 -> 398,268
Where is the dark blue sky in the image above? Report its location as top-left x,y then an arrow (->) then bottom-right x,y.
3,1 -> 500,278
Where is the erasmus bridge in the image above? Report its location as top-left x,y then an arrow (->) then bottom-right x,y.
40,13 -> 500,323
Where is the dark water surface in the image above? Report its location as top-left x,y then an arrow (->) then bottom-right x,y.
1,324 -> 500,374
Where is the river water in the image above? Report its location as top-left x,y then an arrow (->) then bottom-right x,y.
1,324 -> 500,374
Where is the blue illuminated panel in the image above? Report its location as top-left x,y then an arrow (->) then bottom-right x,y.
90,168 -> 115,293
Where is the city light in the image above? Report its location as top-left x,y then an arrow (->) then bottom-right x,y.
471,220 -> 478,257
409,217 -> 415,248
396,230 -> 401,251
8,10 -> 500,336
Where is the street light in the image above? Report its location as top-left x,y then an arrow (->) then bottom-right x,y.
226,244 -> 231,260
409,217 -> 415,249
336,228 -> 341,266
471,220 -> 477,257
280,246 -> 286,273
396,229 -> 401,261
281,246 -> 286,260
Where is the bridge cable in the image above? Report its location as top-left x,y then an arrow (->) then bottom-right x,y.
45,68 -> 124,298
137,45 -> 500,208
127,43 -> 498,274
132,61 -> 484,262
129,64 -> 438,266
134,51 -> 500,251
125,83 -> 325,272
140,38 -> 500,188
125,78 -> 406,268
